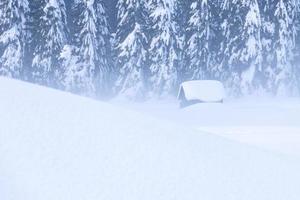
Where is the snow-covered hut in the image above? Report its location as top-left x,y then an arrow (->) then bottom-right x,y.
178,80 -> 225,108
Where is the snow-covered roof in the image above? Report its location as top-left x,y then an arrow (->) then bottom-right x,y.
178,80 -> 225,102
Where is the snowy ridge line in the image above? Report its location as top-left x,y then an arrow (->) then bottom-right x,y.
198,126 -> 300,135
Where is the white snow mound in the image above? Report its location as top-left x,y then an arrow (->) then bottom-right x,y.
0,77 -> 300,200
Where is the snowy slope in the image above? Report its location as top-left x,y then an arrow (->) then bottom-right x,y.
1,77 -> 300,200
116,98 -> 300,156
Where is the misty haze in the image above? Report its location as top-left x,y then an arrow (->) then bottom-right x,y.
1,0 -> 300,200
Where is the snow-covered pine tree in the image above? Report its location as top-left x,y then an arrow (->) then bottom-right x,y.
286,0 -> 300,94
174,0 -> 191,83
148,0 -> 181,96
30,0 -> 67,86
95,0 -> 111,94
286,0 -> 299,44
219,0 -> 245,95
274,0 -> 296,95
238,0 -> 263,94
0,0 -> 29,78
187,0 -> 219,81
114,0 -> 149,100
219,0 -> 263,95
59,44 -> 80,92
259,0 -> 277,93
68,0 -> 110,96
294,0 -> 300,93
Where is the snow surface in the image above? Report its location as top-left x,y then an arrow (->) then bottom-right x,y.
1,77 -> 300,200
115,98 -> 300,157
179,80 -> 225,102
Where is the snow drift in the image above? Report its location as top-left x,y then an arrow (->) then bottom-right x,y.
1,77 -> 300,200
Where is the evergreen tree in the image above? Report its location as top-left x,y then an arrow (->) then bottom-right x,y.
59,44 -> 80,92
219,0 -> 263,95
0,0 -> 29,78
274,0 -> 296,95
187,0 -> 219,81
219,0 -> 245,95
286,0 -> 300,94
148,0 -> 181,96
294,0 -> 300,93
68,0 -> 110,96
259,0 -> 277,93
30,0 -> 68,86
95,0 -> 112,94
239,0 -> 263,94
174,0 -> 191,83
114,0 -> 149,99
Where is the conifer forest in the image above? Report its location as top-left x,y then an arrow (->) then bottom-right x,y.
0,0 -> 300,99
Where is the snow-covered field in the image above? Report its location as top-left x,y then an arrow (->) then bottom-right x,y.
1,77 -> 300,200
114,97 -> 300,157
